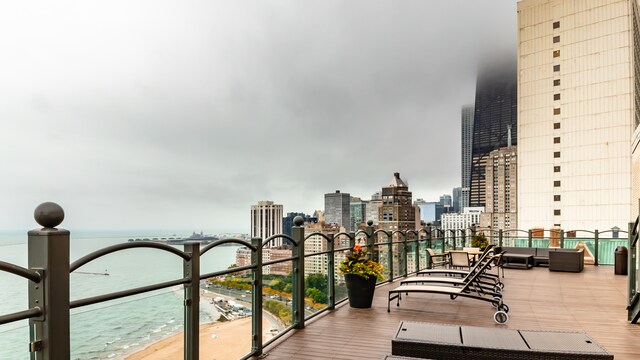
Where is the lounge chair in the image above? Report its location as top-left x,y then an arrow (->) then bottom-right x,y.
416,246 -> 502,287
400,253 -> 504,296
388,254 -> 509,324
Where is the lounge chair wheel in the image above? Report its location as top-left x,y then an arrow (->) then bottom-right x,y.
491,296 -> 500,307
494,310 -> 509,324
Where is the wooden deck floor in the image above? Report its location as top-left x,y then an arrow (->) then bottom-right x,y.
256,266 -> 640,360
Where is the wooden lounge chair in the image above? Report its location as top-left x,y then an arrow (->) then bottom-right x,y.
388,254 -> 509,324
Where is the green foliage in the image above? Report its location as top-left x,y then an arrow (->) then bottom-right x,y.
305,273 -> 328,291
338,245 -> 385,281
305,287 -> 326,304
472,233 -> 489,250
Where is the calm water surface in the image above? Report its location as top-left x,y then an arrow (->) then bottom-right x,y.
0,230 -> 240,359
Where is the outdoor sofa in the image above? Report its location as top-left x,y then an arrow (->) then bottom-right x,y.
496,246 -> 584,272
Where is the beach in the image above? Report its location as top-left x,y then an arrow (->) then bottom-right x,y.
125,315 -> 278,360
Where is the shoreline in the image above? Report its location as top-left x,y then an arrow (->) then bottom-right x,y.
124,315 -> 278,360
125,289 -> 282,359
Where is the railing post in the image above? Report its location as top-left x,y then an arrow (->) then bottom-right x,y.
426,225 -> 432,269
28,202 -> 70,360
387,232 -> 394,281
292,217 -> 305,329
327,233 -> 335,310
452,231 -> 456,251
366,221 -> 374,261
629,222 -> 636,306
183,242 -> 200,360
499,229 -> 503,247
560,230 -> 565,248
251,237 -> 263,355
402,232 -> 408,277
415,233 -> 421,272
528,230 -> 532,248
594,230 -> 599,266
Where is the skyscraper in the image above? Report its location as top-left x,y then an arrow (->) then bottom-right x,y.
452,187 -> 462,213
379,173 -> 415,232
479,146 -> 517,231
324,190 -> 351,231
461,105 -> 474,210
251,201 -> 284,247
518,0 -> 635,231
470,58 -> 517,208
350,197 -> 368,231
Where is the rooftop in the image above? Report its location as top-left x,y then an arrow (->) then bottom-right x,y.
257,266 -> 640,360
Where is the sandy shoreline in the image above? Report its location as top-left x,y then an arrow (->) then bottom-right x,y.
125,316 -> 277,360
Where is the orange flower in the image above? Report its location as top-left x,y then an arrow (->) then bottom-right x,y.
353,245 -> 361,251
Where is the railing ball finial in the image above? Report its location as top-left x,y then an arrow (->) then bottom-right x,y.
367,220 -> 373,226
293,216 -> 304,227
34,202 -> 65,229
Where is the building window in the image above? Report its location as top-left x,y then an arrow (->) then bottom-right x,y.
554,108 -> 561,115
554,209 -> 561,215
554,166 -> 561,172
553,50 -> 560,57
554,195 -> 561,201
554,180 -> 561,187
554,137 -> 561,144
554,79 -> 560,86
554,93 -> 560,100
553,64 -> 560,72
553,21 -> 560,29
554,151 -> 560,158
554,122 -> 561,129
553,35 -> 560,43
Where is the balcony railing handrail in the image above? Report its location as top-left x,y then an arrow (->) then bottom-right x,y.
70,242 -> 191,272
1,204 -> 638,359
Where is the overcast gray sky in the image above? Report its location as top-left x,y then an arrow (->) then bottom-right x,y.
0,1 -> 517,232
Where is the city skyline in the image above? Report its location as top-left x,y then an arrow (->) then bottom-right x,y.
0,1 -> 517,232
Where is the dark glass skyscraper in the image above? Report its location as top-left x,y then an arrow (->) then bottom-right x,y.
469,58 -> 517,208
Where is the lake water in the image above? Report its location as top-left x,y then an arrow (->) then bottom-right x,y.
0,230 -> 240,359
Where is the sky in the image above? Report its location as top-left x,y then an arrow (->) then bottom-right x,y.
0,1 -> 517,233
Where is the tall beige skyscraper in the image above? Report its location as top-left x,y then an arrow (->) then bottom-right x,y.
518,0 -> 637,232
250,200 -> 284,247
480,146 -> 517,231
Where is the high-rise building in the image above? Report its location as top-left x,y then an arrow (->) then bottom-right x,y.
452,187 -> 462,213
304,221 -> 341,277
441,207 -> 485,240
518,0 -> 635,231
324,190 -> 351,231
461,105 -> 474,210
379,173 -> 415,232
470,58 -> 517,208
479,146 -> 517,231
283,212 -> 318,238
350,197 -> 368,231
251,201 -> 283,247
366,192 -> 382,225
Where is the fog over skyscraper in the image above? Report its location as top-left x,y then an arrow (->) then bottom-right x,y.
461,105 -> 474,210
469,58 -> 517,208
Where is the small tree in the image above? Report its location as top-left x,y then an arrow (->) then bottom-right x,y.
472,233 -> 489,250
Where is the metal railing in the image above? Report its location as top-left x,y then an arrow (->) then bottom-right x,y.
1,203 -> 637,359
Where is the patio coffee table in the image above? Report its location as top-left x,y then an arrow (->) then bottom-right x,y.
391,321 -> 613,360
502,253 -> 534,269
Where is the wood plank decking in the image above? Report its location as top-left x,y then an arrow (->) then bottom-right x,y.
256,266 -> 640,360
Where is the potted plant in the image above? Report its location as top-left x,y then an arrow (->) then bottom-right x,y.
338,245 -> 385,308
472,233 -> 489,251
